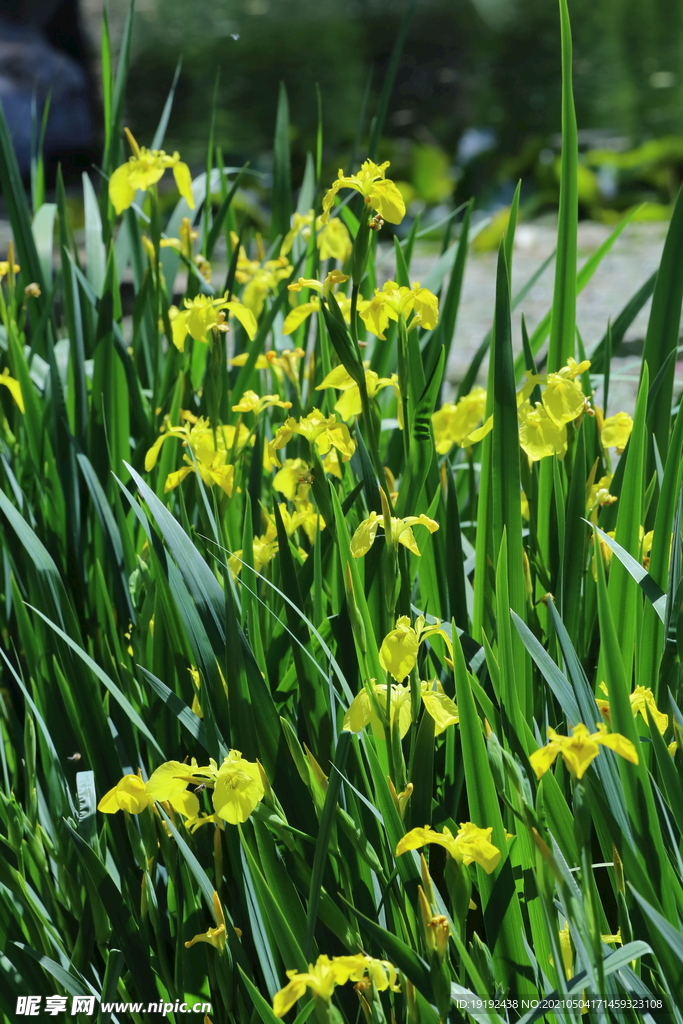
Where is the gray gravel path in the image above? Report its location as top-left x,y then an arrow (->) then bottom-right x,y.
406,219 -> 674,415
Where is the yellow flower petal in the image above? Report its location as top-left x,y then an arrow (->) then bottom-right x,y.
172,161 -> 195,208
108,162 -> 136,215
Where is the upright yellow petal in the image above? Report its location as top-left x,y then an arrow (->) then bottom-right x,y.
172,162 -> 196,208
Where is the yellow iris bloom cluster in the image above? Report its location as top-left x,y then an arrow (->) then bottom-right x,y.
433,359 -> 634,464
145,416 -> 251,496
267,408 -> 356,465
529,722 -> 638,780
272,952 -> 400,1018
343,679 -> 459,738
596,683 -> 668,733
321,159 -> 406,226
98,751 -> 265,827
358,279 -> 440,340
168,293 -> 257,353
350,512 -> 439,558
396,822 -> 502,874
109,129 -> 195,215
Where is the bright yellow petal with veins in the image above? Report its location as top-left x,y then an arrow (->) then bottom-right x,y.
225,301 -> 257,340
172,162 -> 195,208
343,690 -> 373,732
395,824 -> 457,858
350,515 -> 380,557
170,311 -> 189,351
397,525 -> 421,556
368,178 -> 406,223
379,624 -> 419,681
145,431 -> 172,471
169,789 -> 200,818
461,414 -> 493,446
541,376 -> 586,427
108,163 -> 136,215
146,760 -> 192,801
421,688 -> 459,735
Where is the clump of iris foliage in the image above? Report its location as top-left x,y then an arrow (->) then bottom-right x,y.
0,1 -> 683,1022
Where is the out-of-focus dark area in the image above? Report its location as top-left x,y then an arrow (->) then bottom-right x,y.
0,0 -> 96,181
4,0 -> 683,218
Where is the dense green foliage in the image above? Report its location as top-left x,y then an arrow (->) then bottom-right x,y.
1,2 -> 683,1023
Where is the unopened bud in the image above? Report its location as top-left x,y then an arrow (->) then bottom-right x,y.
24,282 -> 41,297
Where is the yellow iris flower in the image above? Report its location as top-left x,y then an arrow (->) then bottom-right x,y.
231,390 -> 292,416
108,128 -> 195,215
358,280 -> 439,340
379,614 -> 451,682
229,234 -> 294,318
518,400 -> 568,461
283,271 -> 350,335
529,722 -> 638,780
317,215 -> 353,262
229,346 -> 305,384
145,750 -> 264,825
432,387 -> 488,453
350,511 -> 439,558
272,458 -> 312,500
268,409 -> 356,464
343,679 -> 459,738
316,363 -> 397,422
595,683 -> 668,734
396,822 -> 501,874
185,891 -> 227,952
97,771 -> 200,820
0,258 -> 19,281
601,411 -> 633,450
145,417 -> 250,496
169,294 -> 256,352
280,212 -> 353,263
321,159 -> 406,226
272,953 -> 400,1018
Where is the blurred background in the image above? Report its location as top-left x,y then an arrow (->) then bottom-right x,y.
3,0 -> 683,220
84,0 -> 683,222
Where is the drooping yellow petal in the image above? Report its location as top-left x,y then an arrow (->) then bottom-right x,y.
172,161 -> 195,208
420,685 -> 459,735
601,411 -> 633,449
594,723 -> 639,765
350,514 -> 381,557
108,163 -> 136,215
541,375 -> 586,427
342,689 -> 373,732
224,301 -> 257,340
146,760 -> 193,802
